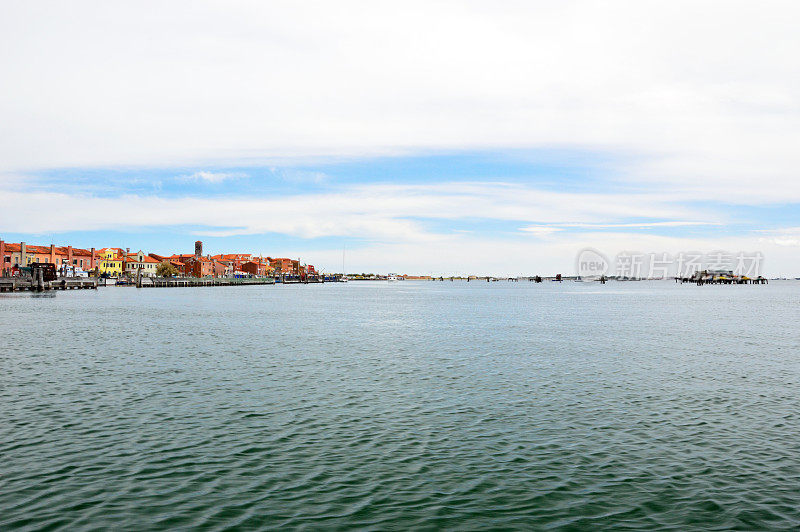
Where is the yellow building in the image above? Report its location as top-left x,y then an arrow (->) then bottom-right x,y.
96,248 -> 124,276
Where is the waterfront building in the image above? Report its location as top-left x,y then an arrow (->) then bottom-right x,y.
212,260 -> 230,277
211,253 -> 253,272
159,260 -> 188,276
65,247 -> 96,270
172,260 -> 187,276
51,246 -> 95,271
148,253 -> 185,276
167,253 -> 196,264
270,257 -> 299,275
170,254 -> 214,277
183,256 -> 214,277
24,245 -> 53,265
0,241 -> 96,275
1,238 -> 312,280
125,251 -> 160,277
0,240 -> 7,276
96,248 -> 125,276
0,242 -> 26,274
2,242 -> 28,269
241,261 -> 269,276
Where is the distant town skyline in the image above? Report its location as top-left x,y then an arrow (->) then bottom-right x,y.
2,2 -> 799,276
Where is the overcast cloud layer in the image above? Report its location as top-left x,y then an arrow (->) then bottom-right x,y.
1,1 -> 799,274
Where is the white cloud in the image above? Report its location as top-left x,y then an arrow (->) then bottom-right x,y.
0,2 -> 798,202
179,171 -> 246,183
519,226 -> 562,236
758,227 -> 800,247
1,181 -> 793,275
557,221 -> 720,228
767,238 -> 800,247
270,168 -> 328,184
1,182 -> 700,241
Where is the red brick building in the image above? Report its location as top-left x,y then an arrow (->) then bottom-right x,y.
183,256 -> 214,277
241,261 -> 269,276
212,260 -> 229,277
211,253 -> 258,274
270,257 -> 300,275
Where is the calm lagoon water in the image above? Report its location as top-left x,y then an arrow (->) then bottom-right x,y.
2,281 -> 800,530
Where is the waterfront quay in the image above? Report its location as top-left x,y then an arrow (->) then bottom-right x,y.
0,276 -> 98,292
0,275 -> 351,292
130,274 -> 342,287
132,276 -> 276,288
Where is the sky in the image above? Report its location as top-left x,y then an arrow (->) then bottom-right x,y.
1,1 -> 799,276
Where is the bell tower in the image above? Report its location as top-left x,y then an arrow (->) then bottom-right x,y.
195,240 -> 203,258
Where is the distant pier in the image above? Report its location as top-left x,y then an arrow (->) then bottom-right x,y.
676,270 -> 768,285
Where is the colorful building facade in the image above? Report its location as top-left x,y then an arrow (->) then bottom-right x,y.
96,248 -> 125,276
0,239 -> 315,279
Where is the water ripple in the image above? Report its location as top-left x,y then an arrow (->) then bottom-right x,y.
2,283 -> 800,529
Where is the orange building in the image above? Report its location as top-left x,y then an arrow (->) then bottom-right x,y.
68,247 -> 96,270
0,241 -> 97,276
211,253 -> 254,272
269,258 -> 299,274
166,260 -> 187,276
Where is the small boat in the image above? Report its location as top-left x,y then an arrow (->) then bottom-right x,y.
388,273 -> 399,282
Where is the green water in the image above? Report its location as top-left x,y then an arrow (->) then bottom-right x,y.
2,281 -> 800,530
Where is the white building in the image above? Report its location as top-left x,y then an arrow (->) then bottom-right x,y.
125,250 -> 160,277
